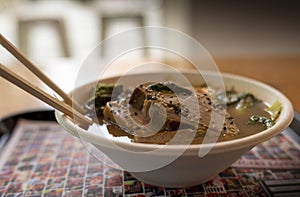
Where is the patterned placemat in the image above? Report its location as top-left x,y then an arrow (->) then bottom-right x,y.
1,120 -> 300,197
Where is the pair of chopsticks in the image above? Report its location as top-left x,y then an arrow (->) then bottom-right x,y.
0,33 -> 92,127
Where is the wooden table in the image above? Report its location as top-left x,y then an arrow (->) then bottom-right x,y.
0,56 -> 299,120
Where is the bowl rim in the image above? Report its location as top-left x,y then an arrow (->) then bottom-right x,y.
55,71 -> 294,155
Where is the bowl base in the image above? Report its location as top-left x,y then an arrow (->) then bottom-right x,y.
129,171 -> 219,188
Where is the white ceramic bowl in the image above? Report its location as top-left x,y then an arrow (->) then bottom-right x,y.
55,71 -> 294,187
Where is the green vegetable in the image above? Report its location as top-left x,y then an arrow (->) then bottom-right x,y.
266,100 -> 282,121
148,82 -> 192,95
88,83 -> 122,102
86,83 -> 122,117
249,101 -> 282,129
249,115 -> 275,129
217,91 -> 258,110
235,93 -> 258,111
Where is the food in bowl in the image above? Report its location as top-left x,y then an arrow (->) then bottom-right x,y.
85,81 -> 282,145
55,71 -> 293,187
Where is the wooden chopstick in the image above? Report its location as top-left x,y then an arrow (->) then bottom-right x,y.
0,63 -> 92,127
0,33 -> 85,114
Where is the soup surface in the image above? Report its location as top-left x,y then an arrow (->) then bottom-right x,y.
85,82 -> 280,144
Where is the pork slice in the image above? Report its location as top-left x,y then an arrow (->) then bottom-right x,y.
103,82 -> 240,144
129,82 -> 197,131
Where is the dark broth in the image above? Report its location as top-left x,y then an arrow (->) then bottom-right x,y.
88,83 -> 271,144
101,99 -> 270,144
221,101 -> 269,141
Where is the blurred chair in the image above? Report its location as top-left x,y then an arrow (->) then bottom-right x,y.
16,0 -> 71,58
91,0 -> 156,57
100,13 -> 146,56
17,15 -> 71,57
100,13 -> 145,42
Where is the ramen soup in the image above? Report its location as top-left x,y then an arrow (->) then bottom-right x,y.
85,82 -> 282,144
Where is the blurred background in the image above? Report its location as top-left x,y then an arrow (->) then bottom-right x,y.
1,0 -> 300,114
1,0 -> 299,65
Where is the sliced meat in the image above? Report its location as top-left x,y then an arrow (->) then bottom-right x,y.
103,82 -> 240,144
129,82 -> 196,131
